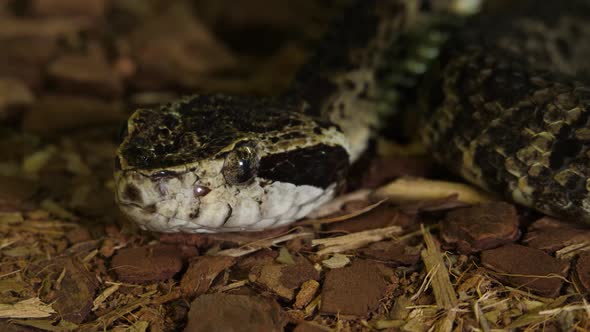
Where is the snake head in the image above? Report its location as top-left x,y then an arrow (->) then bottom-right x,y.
114,94 -> 350,233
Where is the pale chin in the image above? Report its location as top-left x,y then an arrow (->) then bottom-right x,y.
115,169 -> 336,233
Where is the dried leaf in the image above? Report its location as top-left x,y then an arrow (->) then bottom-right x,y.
0,297 -> 56,318
373,177 -> 495,205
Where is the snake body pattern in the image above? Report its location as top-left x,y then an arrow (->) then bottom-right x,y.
115,0 -> 590,233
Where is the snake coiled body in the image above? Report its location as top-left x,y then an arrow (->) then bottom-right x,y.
422,1 -> 590,222
115,0 -> 590,233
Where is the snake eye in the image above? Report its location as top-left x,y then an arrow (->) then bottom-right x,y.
222,141 -> 260,185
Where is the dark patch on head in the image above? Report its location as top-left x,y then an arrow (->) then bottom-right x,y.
258,144 -> 349,188
163,113 -> 180,129
119,94 -> 306,169
313,127 -> 323,135
123,184 -> 142,203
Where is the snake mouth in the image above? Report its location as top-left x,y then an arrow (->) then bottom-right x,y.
114,168 -> 212,232
114,165 -> 338,233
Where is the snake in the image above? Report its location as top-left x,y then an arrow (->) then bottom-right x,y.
114,0 -> 590,233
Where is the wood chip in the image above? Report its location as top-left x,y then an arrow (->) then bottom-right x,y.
294,280 -> 320,309
481,244 -> 570,297
441,202 -> 520,253
111,244 -> 184,283
320,260 -> 392,317
180,255 -> 236,298
184,294 -> 285,332
250,257 -> 319,300
576,253 -> 590,294
523,217 -> 590,253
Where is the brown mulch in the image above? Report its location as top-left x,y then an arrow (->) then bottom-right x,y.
1,1 -> 590,331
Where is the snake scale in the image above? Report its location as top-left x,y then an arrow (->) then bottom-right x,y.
114,0 -> 590,233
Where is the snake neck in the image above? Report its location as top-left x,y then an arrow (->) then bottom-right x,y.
283,0 -> 471,161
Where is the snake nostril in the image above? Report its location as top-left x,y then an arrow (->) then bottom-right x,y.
194,185 -> 211,197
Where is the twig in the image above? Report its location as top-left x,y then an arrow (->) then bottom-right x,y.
421,225 -> 458,309
312,225 -> 402,256
214,230 -> 314,257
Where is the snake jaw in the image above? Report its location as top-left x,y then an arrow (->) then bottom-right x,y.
114,153 -> 339,233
